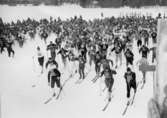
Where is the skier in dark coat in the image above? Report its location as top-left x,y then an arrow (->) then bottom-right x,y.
124,48 -> 134,67
139,44 -> 149,59
124,67 -> 137,105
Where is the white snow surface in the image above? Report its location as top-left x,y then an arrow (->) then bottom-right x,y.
0,4 -> 163,118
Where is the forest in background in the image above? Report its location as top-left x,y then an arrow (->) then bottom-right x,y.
0,0 -> 167,7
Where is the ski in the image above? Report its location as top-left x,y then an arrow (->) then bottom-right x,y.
131,82 -> 139,105
44,73 -> 74,103
44,94 -> 56,104
44,97 -> 53,104
141,83 -> 145,89
122,82 -> 139,115
56,87 -> 63,99
102,87 -> 107,92
91,75 -> 97,82
131,93 -> 136,106
102,101 -> 110,111
102,96 -> 114,111
56,74 -> 74,99
122,101 -> 131,115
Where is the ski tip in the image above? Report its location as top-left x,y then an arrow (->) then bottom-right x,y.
44,97 -> 53,104
56,94 -> 59,98
131,99 -> 135,105
131,102 -> 133,106
102,107 -> 107,111
44,101 -> 49,104
122,109 -> 127,116
141,86 -> 144,89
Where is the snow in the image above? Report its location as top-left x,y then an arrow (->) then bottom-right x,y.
0,4 -> 163,118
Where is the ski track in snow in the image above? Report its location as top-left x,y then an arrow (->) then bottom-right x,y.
0,5 -> 161,118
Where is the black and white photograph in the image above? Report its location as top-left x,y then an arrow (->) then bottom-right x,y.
0,0 -> 167,118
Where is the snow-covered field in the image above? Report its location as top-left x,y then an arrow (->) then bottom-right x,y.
0,5 -> 166,118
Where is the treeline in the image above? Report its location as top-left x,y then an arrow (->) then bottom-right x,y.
0,0 -> 167,7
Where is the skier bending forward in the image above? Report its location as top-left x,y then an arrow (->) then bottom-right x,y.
100,67 -> 117,102
124,67 -> 137,105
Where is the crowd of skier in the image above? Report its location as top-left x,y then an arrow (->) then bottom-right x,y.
0,13 -> 162,113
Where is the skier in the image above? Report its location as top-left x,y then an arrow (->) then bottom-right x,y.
149,46 -> 156,63
47,63 -> 62,97
67,49 -> 77,62
47,41 -> 57,60
143,30 -> 149,46
67,49 -> 78,77
124,48 -> 134,67
34,46 -> 45,73
111,38 -> 123,68
92,56 -> 114,83
77,54 -> 86,80
41,30 -> 48,44
94,51 -> 102,75
100,57 -> 114,71
100,67 -> 117,102
123,67 -> 137,115
88,45 -> 96,68
6,38 -> 15,58
99,42 -> 108,59
46,58 -> 60,97
79,43 -> 87,62
29,29 -> 36,40
151,31 -> 157,44
136,57 -> 149,89
0,36 -> 6,54
137,37 -> 142,48
139,44 -> 149,59
124,67 -> 137,105
57,47 -> 68,68
55,37 -> 62,50
17,32 -> 25,48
